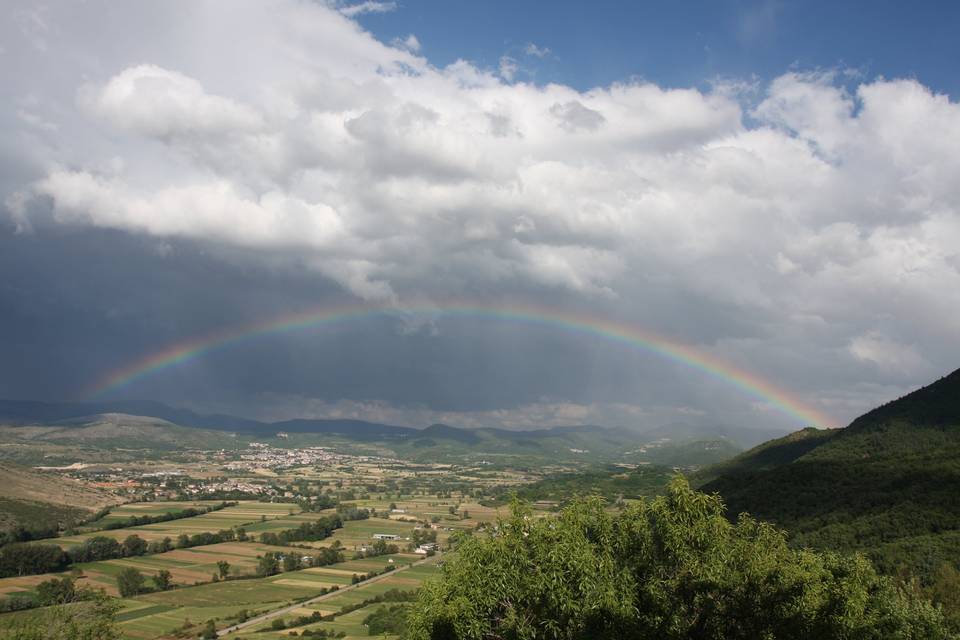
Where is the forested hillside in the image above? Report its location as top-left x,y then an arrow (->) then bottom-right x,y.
700,368 -> 960,625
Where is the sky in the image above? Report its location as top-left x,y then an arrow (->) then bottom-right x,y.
1,0 -> 959,432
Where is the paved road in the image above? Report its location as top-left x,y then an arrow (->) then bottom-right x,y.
217,554 -> 439,637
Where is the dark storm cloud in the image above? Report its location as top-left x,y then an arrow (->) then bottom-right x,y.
0,214 -> 778,430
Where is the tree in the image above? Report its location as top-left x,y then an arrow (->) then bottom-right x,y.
927,562 -> 960,632
116,567 -> 145,597
72,536 -> 122,563
153,569 -> 172,591
217,560 -> 230,580
364,604 -> 410,636
283,553 -> 300,572
0,543 -> 68,577
200,619 -> 218,639
121,534 -> 147,557
257,552 -> 280,577
35,576 -> 77,606
6,591 -> 119,640
406,477 -> 950,640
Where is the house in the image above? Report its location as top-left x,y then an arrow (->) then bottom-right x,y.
372,533 -> 400,541
415,542 -> 439,554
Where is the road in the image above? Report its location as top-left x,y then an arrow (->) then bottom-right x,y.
217,553 -> 439,637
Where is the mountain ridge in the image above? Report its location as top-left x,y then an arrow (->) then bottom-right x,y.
0,398 -> 781,445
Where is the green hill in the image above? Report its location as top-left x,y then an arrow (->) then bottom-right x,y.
699,368 -> 960,584
690,427 -> 837,486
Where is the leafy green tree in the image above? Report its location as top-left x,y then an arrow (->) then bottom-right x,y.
216,560 -> 230,579
927,563 -> 960,632
153,569 -> 172,591
0,543 -> 68,577
72,536 -> 122,563
283,553 -> 300,572
121,534 -> 147,557
35,576 -> 76,605
363,604 -> 409,635
200,619 -> 218,639
6,591 -> 119,640
407,477 -> 950,640
257,552 -> 280,576
116,567 -> 145,597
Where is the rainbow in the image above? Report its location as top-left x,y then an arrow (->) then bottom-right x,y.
86,302 -> 833,427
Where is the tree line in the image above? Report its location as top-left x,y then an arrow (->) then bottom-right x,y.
0,526 -> 248,578
258,514 -> 343,546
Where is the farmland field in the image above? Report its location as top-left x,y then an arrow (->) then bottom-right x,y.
113,553 -> 429,639
85,500 -> 228,527
0,439 -> 582,639
56,501 -> 300,547
224,558 -> 441,640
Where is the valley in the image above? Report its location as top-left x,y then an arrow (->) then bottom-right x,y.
2,370 -> 960,637
0,409 -> 710,639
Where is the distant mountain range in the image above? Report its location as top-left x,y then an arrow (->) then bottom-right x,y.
698,367 -> 960,582
0,397 -> 782,444
0,397 -> 785,465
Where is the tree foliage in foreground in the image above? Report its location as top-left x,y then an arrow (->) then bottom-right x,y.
407,477 -> 951,640
1,592 -> 119,640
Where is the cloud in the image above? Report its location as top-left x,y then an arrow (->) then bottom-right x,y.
197,392 -> 664,430
33,170 -> 344,250
392,34 -> 421,52
524,43 -> 551,58
338,1 -> 397,18
549,100 -> 606,132
498,55 -> 518,82
80,65 -> 264,138
2,0 -> 960,425
848,332 -> 929,375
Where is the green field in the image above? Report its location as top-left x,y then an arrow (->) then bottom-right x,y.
231,559 -> 441,640
112,553 -> 428,639
56,501 -> 299,547
85,500 -> 228,527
